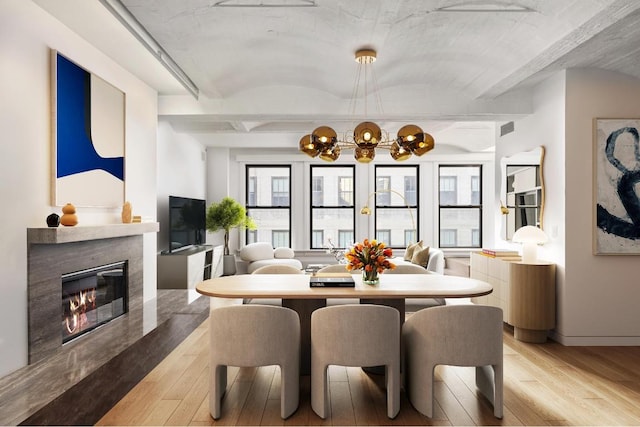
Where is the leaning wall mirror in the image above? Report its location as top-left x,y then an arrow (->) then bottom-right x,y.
501,146 -> 545,240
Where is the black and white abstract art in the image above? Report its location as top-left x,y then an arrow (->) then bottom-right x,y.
594,118 -> 640,254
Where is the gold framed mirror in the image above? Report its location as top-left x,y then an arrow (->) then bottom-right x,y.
501,146 -> 545,240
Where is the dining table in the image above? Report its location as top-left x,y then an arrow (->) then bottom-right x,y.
196,272 -> 493,374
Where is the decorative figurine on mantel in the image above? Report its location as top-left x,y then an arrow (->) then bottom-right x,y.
46,213 -> 60,227
121,201 -> 132,224
60,203 -> 78,226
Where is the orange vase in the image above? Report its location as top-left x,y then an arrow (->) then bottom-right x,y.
60,203 -> 78,226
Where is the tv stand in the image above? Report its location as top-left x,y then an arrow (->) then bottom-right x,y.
157,245 -> 223,289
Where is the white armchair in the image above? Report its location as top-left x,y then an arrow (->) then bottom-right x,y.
236,242 -> 303,274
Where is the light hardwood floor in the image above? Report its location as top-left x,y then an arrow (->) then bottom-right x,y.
97,318 -> 640,426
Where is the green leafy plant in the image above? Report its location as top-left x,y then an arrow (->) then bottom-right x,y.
206,197 -> 256,255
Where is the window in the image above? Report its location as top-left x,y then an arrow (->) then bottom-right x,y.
312,230 -> 324,248
338,176 -> 353,206
441,229 -> 457,247
404,230 -> 417,246
472,228 -> 480,247
404,176 -> 417,206
376,229 -> 391,243
338,230 -> 354,248
374,165 -> 419,248
438,165 -> 482,248
312,176 -> 323,206
376,176 -> 390,205
246,166 -> 291,247
310,166 -> 355,249
471,176 -> 480,205
272,230 -> 289,248
271,176 -> 289,206
248,176 -> 257,206
439,176 -> 457,205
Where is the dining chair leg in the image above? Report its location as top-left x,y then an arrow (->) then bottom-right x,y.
386,363 -> 401,418
311,363 -> 329,419
210,364 -> 227,419
281,362 -> 300,418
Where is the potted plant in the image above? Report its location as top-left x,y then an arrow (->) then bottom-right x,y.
206,197 -> 256,275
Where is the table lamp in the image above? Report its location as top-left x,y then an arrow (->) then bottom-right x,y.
512,225 -> 549,263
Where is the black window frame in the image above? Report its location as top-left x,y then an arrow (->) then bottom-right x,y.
438,164 -> 483,249
373,164 -> 420,249
310,165 -> 356,249
245,165 -> 292,248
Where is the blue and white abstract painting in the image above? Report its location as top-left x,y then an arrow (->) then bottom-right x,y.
53,51 -> 125,207
595,118 -> 640,254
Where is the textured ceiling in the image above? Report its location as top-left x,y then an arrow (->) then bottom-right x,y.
34,0 -> 640,152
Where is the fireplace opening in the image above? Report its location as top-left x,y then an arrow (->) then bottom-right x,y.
61,261 -> 128,343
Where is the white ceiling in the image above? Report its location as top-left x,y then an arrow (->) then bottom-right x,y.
33,0 -> 640,152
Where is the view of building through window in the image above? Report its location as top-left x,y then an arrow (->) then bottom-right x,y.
374,165 -> 419,247
310,165 -> 355,249
246,166 -> 291,247
438,165 -> 482,248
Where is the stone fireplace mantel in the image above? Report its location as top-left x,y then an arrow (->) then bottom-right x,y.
27,222 -> 159,244
27,222 -> 158,364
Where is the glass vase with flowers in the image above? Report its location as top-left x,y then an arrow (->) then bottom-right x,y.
345,239 -> 395,285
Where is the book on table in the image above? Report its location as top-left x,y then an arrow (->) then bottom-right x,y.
481,248 -> 520,258
309,272 -> 355,287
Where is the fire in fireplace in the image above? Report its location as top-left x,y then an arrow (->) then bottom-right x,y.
61,261 -> 128,343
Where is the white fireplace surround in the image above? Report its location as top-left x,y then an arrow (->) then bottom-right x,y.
27,223 -> 158,364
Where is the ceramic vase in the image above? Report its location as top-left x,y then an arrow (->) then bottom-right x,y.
60,203 -> 78,226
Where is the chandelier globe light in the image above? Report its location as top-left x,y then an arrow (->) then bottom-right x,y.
300,49 -> 435,163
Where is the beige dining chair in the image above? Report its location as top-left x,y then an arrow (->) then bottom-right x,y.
384,263 -> 444,309
311,304 -> 400,419
209,304 -> 300,419
316,264 -> 350,273
384,263 -> 434,274
247,263 -> 304,305
402,305 -> 503,418
251,264 -> 303,274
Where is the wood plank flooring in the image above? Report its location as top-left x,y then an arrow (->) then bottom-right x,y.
97,319 -> 640,426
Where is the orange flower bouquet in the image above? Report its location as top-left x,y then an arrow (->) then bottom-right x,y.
345,239 -> 395,284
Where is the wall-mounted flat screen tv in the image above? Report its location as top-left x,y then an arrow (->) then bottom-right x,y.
169,196 -> 206,253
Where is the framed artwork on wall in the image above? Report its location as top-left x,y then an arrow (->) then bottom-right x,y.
51,50 -> 125,207
594,118 -> 640,254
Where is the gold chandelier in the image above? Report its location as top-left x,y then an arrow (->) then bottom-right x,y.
299,49 -> 435,163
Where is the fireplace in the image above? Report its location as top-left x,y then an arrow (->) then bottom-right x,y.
27,223 -> 158,364
61,261 -> 128,343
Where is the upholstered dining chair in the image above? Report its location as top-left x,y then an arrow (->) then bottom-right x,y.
402,305 -> 503,418
311,304 -> 400,419
315,264 -> 351,273
384,263 -> 444,310
251,264 -> 303,274
209,305 -> 300,419
247,263 -> 304,305
384,263 -> 434,274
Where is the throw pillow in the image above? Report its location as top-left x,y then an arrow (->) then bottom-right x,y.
239,242 -> 274,262
411,246 -> 431,267
273,247 -> 295,259
404,240 -> 423,261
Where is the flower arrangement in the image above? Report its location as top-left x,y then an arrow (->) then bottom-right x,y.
345,239 -> 395,284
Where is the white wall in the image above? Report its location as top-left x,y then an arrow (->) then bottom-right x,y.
498,69 -> 640,345
0,0 -> 158,378
157,121 -> 207,252
563,68 -> 640,344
